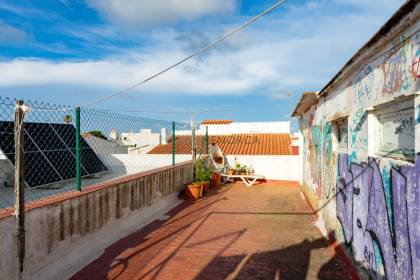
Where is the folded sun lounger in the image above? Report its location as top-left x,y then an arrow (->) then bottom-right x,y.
220,174 -> 265,187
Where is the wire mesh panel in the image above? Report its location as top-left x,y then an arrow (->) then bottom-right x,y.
78,108 -> 187,189
0,96 -> 190,209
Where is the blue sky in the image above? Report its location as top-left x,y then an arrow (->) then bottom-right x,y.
0,0 -> 405,125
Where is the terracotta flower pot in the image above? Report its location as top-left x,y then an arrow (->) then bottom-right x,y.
186,184 -> 202,201
212,173 -> 221,187
202,181 -> 209,193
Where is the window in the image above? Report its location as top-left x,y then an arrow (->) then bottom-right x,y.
374,98 -> 415,162
333,117 -> 348,153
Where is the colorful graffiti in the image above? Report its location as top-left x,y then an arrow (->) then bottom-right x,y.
409,33 -> 420,80
349,110 -> 368,160
336,153 -> 420,280
302,108 -> 324,199
381,39 -> 412,94
417,105 -> 420,124
300,23 -> 419,280
322,122 -> 336,199
353,66 -> 374,106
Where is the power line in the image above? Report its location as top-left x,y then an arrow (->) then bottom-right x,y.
100,108 -> 229,114
32,0 -> 288,112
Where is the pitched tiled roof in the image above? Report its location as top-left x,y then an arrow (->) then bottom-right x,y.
200,120 -> 233,125
148,134 -> 292,155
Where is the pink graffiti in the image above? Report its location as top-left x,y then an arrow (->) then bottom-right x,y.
381,43 -> 411,94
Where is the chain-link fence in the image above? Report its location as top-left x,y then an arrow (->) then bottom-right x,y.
0,96 -> 195,209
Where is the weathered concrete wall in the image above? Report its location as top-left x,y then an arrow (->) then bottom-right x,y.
299,4 -> 420,280
0,162 -> 193,280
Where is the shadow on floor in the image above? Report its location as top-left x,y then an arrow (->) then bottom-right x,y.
71,187 -> 231,280
193,236 -> 354,280
71,184 -> 357,280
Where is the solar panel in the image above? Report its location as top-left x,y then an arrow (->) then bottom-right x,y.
0,121 -> 107,188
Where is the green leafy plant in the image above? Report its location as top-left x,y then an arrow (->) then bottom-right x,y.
195,159 -> 212,183
88,130 -> 107,140
240,165 -> 248,174
63,114 -> 72,124
235,162 -> 241,169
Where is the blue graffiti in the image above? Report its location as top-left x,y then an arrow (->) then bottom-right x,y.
381,167 -> 393,233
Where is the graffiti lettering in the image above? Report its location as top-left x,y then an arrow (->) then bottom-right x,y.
336,154 -> 419,279
409,33 -> 420,80
381,40 -> 412,94
353,66 -> 374,106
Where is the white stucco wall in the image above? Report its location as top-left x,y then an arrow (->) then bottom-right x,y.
120,131 -> 162,147
99,154 -> 191,177
225,155 -> 301,181
176,121 -> 290,135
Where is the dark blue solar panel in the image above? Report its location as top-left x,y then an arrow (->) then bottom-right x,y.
0,121 -> 107,188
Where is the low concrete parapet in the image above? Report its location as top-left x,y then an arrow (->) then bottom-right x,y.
0,161 -> 193,280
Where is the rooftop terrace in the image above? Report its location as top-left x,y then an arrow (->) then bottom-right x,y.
71,182 -> 356,280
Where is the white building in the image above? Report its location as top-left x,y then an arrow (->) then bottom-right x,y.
110,129 -> 168,154
176,120 -> 290,135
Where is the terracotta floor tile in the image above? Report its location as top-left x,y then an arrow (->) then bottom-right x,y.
71,183 -> 358,280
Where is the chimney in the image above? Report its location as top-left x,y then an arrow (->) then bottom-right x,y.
109,129 -> 118,141
161,127 -> 167,144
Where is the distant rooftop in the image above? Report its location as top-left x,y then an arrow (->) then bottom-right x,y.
177,120 -> 291,136
148,134 -> 293,155
201,120 -> 233,125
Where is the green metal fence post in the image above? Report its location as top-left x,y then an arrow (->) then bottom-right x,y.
205,126 -> 209,154
172,121 -> 175,165
75,107 -> 81,191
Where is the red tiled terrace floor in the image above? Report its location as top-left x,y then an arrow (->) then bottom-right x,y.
72,182 -> 356,280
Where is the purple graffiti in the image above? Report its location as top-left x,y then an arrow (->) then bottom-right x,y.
409,160 -> 420,278
336,154 -> 353,244
350,163 -> 374,269
336,154 -> 419,279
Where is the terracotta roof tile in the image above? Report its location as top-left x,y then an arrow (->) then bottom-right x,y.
148,134 -> 292,155
200,120 -> 233,125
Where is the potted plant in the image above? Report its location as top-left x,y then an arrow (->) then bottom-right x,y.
247,165 -> 255,176
211,172 -> 221,188
228,168 -> 234,175
240,165 -> 248,175
186,159 -> 211,200
185,182 -> 202,201
195,159 -> 211,193
234,162 -> 241,175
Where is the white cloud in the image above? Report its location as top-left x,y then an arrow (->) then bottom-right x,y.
87,0 -> 236,27
0,26 -> 340,96
0,0 -> 406,103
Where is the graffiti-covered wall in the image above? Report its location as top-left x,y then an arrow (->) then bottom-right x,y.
298,10 -> 420,280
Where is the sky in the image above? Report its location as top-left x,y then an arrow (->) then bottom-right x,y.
0,0 -> 406,126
